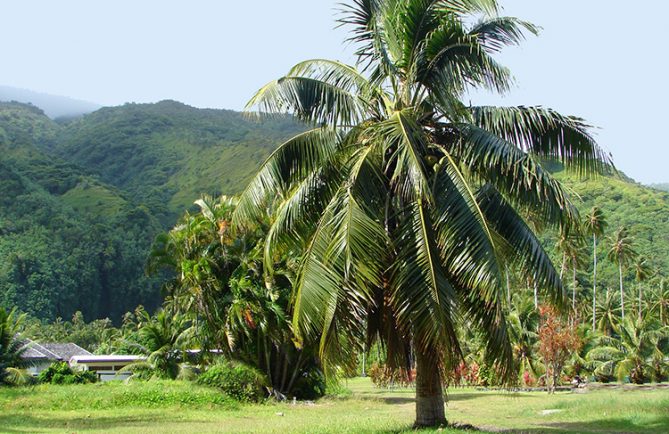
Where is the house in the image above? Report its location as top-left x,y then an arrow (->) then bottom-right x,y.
20,340 -> 91,376
70,354 -> 146,382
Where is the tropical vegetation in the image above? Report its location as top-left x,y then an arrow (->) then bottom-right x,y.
239,0 -> 610,426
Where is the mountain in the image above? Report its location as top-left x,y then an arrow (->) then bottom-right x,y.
46,100 -> 302,225
650,183 -> 669,193
0,102 -> 163,321
549,170 -> 669,288
1,98 -> 668,322
0,86 -> 100,119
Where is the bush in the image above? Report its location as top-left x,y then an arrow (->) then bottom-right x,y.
197,361 -> 267,402
37,362 -> 97,385
291,368 -> 326,400
368,363 -> 414,388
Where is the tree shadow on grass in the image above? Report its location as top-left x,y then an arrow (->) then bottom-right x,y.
529,416 -> 669,434
0,412 -> 207,433
377,416 -> 669,434
447,392 -> 536,402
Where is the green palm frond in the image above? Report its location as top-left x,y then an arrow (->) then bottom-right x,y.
454,124 -> 579,228
390,201 -> 460,360
234,128 -> 342,225
246,76 -> 365,127
469,16 -> 539,53
471,105 -> 611,175
476,185 -> 564,307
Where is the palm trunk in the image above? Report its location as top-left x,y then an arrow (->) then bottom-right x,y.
619,261 -> 625,321
414,348 -> 446,428
572,260 -> 577,319
533,278 -> 538,309
505,266 -> 511,308
592,234 -> 597,332
638,284 -> 642,322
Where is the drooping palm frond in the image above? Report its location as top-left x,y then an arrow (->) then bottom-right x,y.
476,185 -> 564,307
390,201 -> 461,362
453,124 -> 579,228
431,152 -> 503,299
470,106 -> 611,175
469,16 -> 539,53
234,128 -> 343,225
246,75 -> 366,127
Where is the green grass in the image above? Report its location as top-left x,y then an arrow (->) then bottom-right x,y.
1,378 -> 668,433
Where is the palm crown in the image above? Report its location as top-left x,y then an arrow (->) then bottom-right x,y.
237,0 -> 610,426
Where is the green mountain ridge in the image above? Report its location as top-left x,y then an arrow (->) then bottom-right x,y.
47,100 -> 302,224
0,102 -> 163,321
1,100 -> 667,321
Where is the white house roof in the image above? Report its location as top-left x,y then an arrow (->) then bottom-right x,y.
70,355 -> 146,364
20,339 -> 90,361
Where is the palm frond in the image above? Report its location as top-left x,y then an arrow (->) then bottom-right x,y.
453,124 -> 580,228
469,16 -> 539,53
246,76 -> 364,127
390,201 -> 460,360
471,105 -> 612,175
233,128 -> 342,226
476,185 -> 565,307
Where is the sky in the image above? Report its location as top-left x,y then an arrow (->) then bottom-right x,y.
2,0 -> 667,184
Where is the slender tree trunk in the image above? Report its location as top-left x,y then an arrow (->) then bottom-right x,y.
560,252 -> 567,281
638,284 -> 642,322
592,234 -> 597,332
572,260 -> 577,321
506,265 -> 511,308
414,348 -> 446,428
619,261 -> 625,321
533,278 -> 538,309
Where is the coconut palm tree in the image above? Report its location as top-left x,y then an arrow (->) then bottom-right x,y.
556,228 -> 586,319
584,207 -> 607,331
0,307 -> 31,385
586,316 -> 668,384
507,294 -> 540,383
652,278 -> 669,326
633,257 -> 653,322
596,289 -> 621,336
607,227 -> 637,321
238,0 -> 608,426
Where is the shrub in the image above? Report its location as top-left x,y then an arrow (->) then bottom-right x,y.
291,368 -> 326,400
368,363 -> 414,388
197,361 -> 267,402
37,362 -> 97,385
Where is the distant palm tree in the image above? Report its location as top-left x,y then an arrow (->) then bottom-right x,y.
0,307 -> 31,385
584,207 -> 607,331
596,289 -> 621,336
633,257 -> 653,322
238,0 -> 608,426
607,227 -> 637,321
556,227 -> 586,318
651,278 -> 669,326
587,316 -> 668,384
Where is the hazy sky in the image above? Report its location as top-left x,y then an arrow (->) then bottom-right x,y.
2,1 -> 667,183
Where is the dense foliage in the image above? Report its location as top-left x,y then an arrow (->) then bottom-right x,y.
0,102 -> 163,321
197,361 -> 267,402
0,307 -> 31,385
48,100 -> 302,224
37,361 -> 97,385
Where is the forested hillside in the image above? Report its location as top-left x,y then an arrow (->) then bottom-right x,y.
550,169 -> 669,288
1,99 -> 667,323
0,102 -> 162,321
46,100 -> 302,224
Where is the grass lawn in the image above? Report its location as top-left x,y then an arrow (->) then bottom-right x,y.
1,378 -> 668,433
